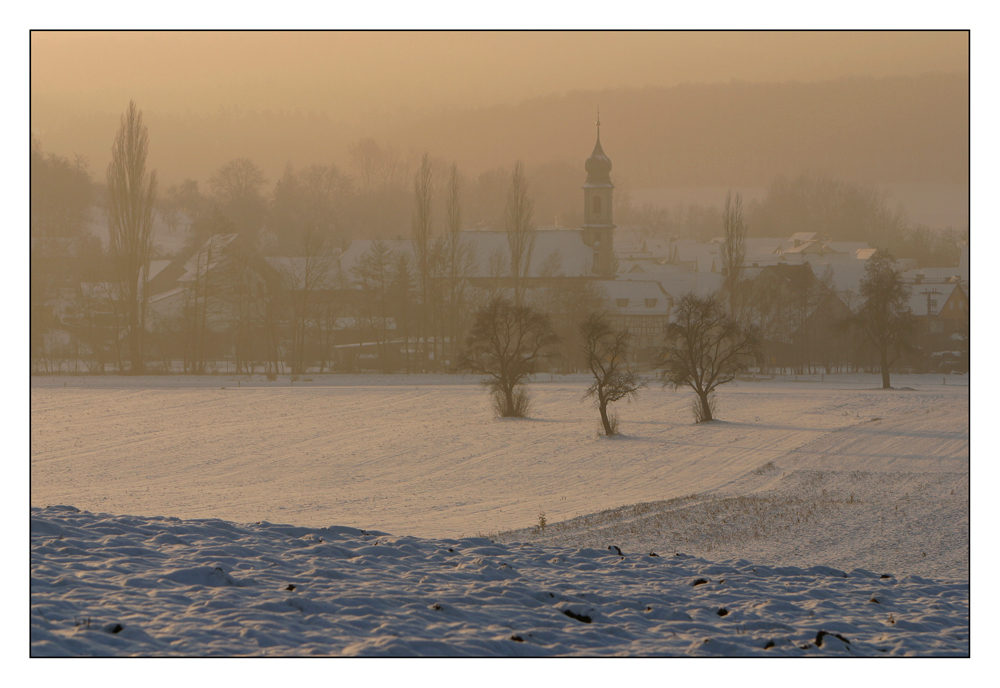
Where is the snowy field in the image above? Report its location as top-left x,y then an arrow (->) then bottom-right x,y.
30,373 -> 969,656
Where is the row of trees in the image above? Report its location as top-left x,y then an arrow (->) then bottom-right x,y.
459,292 -> 759,431
33,102 -> 934,383
33,102 -> 606,376
160,145 -> 591,255
461,244 -> 917,434
34,124 -> 965,268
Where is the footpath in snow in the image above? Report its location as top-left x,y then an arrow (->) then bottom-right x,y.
30,506 -> 968,657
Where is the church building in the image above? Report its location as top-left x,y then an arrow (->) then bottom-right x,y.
581,115 -> 616,277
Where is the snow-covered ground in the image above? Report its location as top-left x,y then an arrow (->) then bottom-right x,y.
30,373 -> 969,656
30,505 -> 967,657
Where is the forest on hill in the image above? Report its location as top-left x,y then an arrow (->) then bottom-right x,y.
33,73 -> 968,192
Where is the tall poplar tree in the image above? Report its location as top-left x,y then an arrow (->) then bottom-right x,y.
107,101 -> 157,374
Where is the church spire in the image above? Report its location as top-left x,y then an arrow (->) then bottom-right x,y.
585,111 -> 612,186
582,115 -> 615,276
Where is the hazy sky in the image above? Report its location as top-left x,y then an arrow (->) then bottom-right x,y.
32,31 -> 968,123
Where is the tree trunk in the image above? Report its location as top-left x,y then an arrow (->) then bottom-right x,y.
504,386 -> 516,417
599,400 -> 614,436
698,391 -> 714,422
880,348 -> 891,389
128,307 -> 144,374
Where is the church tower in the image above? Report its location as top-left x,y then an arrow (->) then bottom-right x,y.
582,113 -> 615,276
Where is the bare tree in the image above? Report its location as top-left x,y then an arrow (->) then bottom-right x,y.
390,251 -> 417,373
106,100 -> 158,374
31,136 -> 93,239
209,158 -> 267,244
460,296 -> 559,418
505,161 -> 536,306
349,138 -> 381,197
580,313 -> 646,436
846,249 -> 914,389
352,240 -> 395,373
349,138 -> 409,196
209,158 -> 267,206
412,153 -> 434,366
750,172 -> 905,247
180,211 -> 233,373
655,293 -> 761,422
721,190 -> 747,314
444,163 -> 476,368
541,277 -> 606,373
281,230 -> 337,374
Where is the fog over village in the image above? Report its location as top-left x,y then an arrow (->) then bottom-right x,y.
29,30 -> 970,659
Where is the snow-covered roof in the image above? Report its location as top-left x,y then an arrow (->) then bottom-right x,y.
145,260 -> 173,283
907,283 -> 956,317
818,263 -> 869,294
825,242 -> 870,256
901,267 -> 965,284
783,240 -> 843,256
338,239 -> 416,279
790,232 -> 819,243
633,271 -> 724,301
666,239 -> 720,273
178,234 -> 241,282
147,285 -> 184,305
461,229 -> 594,278
264,257 -> 342,290
341,230 -> 596,281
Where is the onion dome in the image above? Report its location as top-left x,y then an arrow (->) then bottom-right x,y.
585,118 -> 613,185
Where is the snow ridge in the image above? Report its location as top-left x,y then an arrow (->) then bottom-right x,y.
30,507 -> 968,657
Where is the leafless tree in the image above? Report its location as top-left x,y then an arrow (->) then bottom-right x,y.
541,278 -> 606,373
505,161 -> 536,306
845,249 -> 914,388
269,163 -> 352,254
412,153 -> 434,365
460,296 -> 559,418
655,293 -> 761,422
179,211 -> 233,373
721,191 -> 747,314
31,136 -> 93,239
209,158 -> 266,206
222,250 -> 260,375
349,138 -> 381,198
209,158 -> 267,243
350,138 -> 409,196
750,172 -> 906,247
390,251 -> 418,373
580,313 -> 646,436
281,230 -> 337,374
106,100 -> 158,374
352,240 -> 395,373
444,163 -> 476,368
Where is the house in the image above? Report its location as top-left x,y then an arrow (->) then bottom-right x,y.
907,281 -> 968,336
790,231 -> 819,247
600,279 -> 672,363
747,264 -> 854,373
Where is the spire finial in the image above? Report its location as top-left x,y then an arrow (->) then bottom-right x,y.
596,107 -> 601,136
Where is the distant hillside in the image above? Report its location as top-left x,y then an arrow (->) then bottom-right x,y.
387,73 -> 968,188
33,73 -> 968,192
